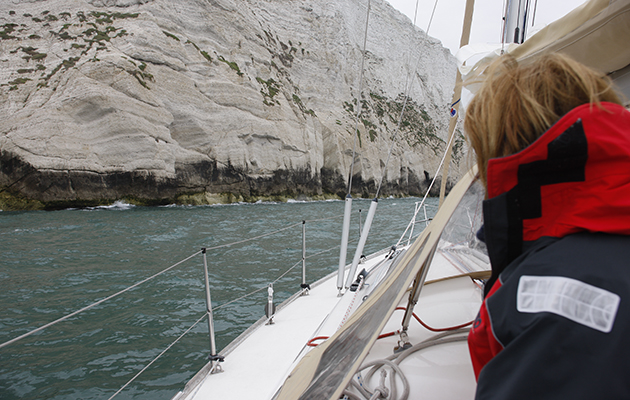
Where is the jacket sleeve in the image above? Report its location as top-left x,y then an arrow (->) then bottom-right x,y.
468,280 -> 504,379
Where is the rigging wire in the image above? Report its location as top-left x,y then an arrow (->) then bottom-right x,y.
337,0 -> 375,292
425,0 -> 440,34
395,128 -> 458,247
394,201 -> 437,248
347,0 -> 373,195
364,0 -> 443,283
412,0 -> 420,25
374,0 -> 439,199
340,0 -> 439,288
352,0 -> 442,198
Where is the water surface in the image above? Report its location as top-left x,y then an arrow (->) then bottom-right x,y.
0,197 -> 437,399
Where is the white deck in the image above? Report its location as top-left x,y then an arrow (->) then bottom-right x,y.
175,243 -> 487,400
178,269 -> 343,400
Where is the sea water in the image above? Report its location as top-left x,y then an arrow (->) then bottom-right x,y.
0,197 -> 438,400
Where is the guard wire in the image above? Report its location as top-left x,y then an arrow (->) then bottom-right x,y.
2,211 -> 352,395
108,312 -> 208,400
0,250 -> 202,350
109,215 -> 352,397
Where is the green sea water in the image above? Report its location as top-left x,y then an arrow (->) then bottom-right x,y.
0,197 -> 437,400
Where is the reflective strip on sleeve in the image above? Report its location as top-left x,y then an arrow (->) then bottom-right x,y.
517,275 -> 620,333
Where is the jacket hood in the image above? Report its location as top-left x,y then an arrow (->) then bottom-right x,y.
482,102 -> 630,291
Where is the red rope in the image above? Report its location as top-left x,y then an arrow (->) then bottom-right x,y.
307,330 -> 400,347
395,307 -> 473,332
307,336 -> 330,347
306,308 -> 472,347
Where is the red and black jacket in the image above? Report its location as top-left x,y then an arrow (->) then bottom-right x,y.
468,102 -> 630,399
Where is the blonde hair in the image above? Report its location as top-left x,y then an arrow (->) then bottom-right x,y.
464,53 -> 622,188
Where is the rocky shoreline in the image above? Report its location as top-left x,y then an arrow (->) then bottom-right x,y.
1,149 -> 449,210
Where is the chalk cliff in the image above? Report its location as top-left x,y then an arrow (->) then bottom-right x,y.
0,0 -> 464,210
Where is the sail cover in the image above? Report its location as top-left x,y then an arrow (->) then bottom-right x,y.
460,0 -> 630,101
510,0 -> 630,76
274,167 -> 478,400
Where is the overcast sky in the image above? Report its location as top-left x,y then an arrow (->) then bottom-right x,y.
386,0 -> 589,55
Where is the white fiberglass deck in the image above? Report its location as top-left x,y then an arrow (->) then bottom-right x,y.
175,249 -> 391,400
175,243 -> 487,400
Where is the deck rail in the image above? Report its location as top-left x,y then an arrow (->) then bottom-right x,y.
0,204 -> 434,399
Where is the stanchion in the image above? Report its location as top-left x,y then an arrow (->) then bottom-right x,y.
301,220 -> 310,295
201,248 -> 224,373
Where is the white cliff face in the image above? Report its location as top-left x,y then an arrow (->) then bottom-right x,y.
0,0 -> 465,209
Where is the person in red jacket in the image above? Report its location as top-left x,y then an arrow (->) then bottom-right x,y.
464,53 -> 630,399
